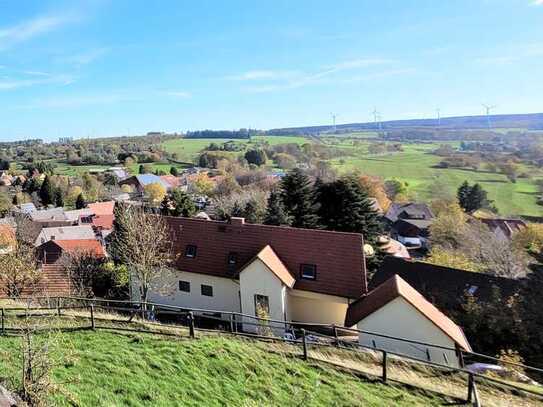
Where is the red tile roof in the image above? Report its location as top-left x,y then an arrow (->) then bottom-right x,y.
345,275 -> 471,351
88,201 -> 115,216
92,214 -> 114,230
239,245 -> 296,288
159,175 -> 183,188
165,217 -> 366,299
53,239 -> 106,258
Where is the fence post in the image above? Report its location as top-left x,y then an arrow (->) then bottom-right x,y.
90,305 -> 95,330
229,313 -> 234,333
382,351 -> 388,383
332,324 -> 338,346
57,298 -> 62,317
467,373 -> 474,403
188,311 -> 195,339
301,329 -> 308,360
456,344 -> 465,368
1,308 -> 4,335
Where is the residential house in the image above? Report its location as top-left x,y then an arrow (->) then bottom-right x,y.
345,275 -> 471,368
119,174 -> 172,194
139,217 -> 367,330
159,175 -> 185,190
478,218 -> 526,241
370,256 -> 522,312
28,208 -> 72,227
384,203 -> 434,249
38,239 -> 106,265
34,225 -> 97,247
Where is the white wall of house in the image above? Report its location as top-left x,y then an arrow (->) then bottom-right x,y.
356,297 -> 461,368
287,289 -> 350,326
137,270 -> 241,313
239,259 -> 287,333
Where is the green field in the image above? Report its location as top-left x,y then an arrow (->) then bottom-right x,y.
0,329 -> 449,406
327,140 -> 542,217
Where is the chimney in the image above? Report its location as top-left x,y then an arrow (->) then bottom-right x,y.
229,217 -> 245,226
50,235 -> 55,241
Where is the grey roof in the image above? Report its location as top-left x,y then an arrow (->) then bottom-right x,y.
34,225 -> 96,246
398,218 -> 433,229
29,208 -> 68,222
19,203 -> 37,213
64,208 -> 94,222
385,203 -> 434,222
136,174 -> 171,189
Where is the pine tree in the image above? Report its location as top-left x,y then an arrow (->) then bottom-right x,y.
54,188 -> 64,208
457,180 -> 471,211
75,193 -> 87,210
170,188 -> 196,217
39,175 -> 55,206
170,166 -> 179,176
109,203 -> 129,264
280,168 -> 319,229
264,191 -> 291,226
139,164 -> 145,174
467,183 -> 488,212
230,201 -> 244,218
243,200 -> 260,224
316,176 -> 383,242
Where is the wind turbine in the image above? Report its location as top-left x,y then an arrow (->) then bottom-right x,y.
331,113 -> 339,132
482,104 -> 497,130
436,108 -> 441,128
372,107 -> 382,132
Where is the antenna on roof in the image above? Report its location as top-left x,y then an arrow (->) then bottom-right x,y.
482,104 -> 497,130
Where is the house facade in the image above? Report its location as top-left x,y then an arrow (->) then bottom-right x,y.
345,275 -> 471,368
137,217 -> 367,330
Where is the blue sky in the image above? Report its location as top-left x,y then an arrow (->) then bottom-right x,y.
0,0 -> 542,141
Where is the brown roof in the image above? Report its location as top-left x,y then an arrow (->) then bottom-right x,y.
92,214 -> 114,230
238,245 -> 295,287
53,239 -> 106,257
166,216 -> 366,299
479,218 -> 526,239
345,275 -> 471,351
88,201 -> 115,216
160,175 -> 183,188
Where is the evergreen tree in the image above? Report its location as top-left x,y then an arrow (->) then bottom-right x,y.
244,149 -> 267,166
264,191 -> 291,226
170,166 -> 179,176
54,188 -> 64,208
39,175 -> 55,206
243,200 -> 259,224
457,180 -> 471,211
109,203 -> 129,264
316,176 -> 383,242
139,164 -> 145,174
280,168 -> 319,229
467,183 -> 489,212
75,193 -> 87,209
230,201 -> 244,218
169,189 -> 196,217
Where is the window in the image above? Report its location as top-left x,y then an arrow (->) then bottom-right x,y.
467,285 -> 478,295
254,294 -> 270,316
201,284 -> 213,297
227,252 -> 237,265
185,245 -> 197,258
300,264 -> 317,280
178,280 -> 190,292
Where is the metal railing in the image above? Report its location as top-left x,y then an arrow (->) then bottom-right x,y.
2,295 -> 543,405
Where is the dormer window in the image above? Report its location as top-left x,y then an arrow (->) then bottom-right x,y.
227,252 -> 237,265
300,264 -> 317,280
185,245 -> 197,258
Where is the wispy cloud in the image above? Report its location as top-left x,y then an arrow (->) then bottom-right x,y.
476,43 -> 543,65
62,47 -> 109,67
17,93 -> 140,109
238,58 -> 395,93
0,74 -> 74,90
0,13 -> 77,50
162,90 -> 191,98
532,0 -> 543,5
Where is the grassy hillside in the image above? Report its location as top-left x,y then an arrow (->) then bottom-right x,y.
0,330 -> 450,406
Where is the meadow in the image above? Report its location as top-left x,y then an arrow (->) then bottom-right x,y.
0,329 -> 449,406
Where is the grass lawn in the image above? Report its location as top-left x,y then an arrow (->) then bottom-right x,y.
331,142 -> 542,216
0,330 -> 449,406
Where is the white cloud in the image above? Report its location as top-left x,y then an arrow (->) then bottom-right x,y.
62,47 -> 109,66
532,0 -> 543,5
241,58 -> 394,93
0,74 -> 74,90
17,93 -> 139,109
162,90 -> 191,98
226,70 -> 299,81
0,14 -> 76,50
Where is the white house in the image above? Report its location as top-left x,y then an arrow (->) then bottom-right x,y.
137,217 -> 367,332
344,275 -> 472,368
